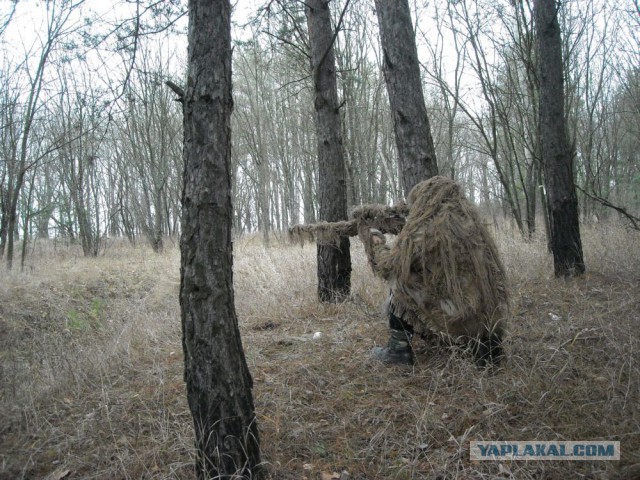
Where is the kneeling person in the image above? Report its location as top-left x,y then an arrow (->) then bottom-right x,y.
359,176 -> 509,367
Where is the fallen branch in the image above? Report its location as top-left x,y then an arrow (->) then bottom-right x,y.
288,203 -> 409,246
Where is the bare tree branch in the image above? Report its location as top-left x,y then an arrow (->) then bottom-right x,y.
314,0 -> 351,86
577,186 -> 640,231
262,29 -> 310,59
0,0 -> 17,38
165,79 -> 184,103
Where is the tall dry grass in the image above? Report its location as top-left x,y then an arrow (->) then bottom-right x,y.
0,222 -> 638,479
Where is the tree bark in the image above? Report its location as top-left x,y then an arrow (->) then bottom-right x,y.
180,0 -> 263,478
535,0 -> 585,276
374,0 -> 438,195
306,0 -> 352,303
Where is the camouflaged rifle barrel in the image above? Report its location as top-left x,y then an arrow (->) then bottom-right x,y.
288,203 -> 409,246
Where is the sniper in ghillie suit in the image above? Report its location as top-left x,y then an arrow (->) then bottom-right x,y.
290,176 -> 509,367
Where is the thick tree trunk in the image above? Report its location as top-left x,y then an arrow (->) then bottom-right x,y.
374,0 -> 438,195
535,0 -> 585,276
180,0 -> 263,478
306,0 -> 352,303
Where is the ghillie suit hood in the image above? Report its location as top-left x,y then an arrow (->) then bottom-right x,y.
360,176 -> 509,341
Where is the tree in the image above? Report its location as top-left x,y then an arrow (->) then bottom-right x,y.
425,0 -> 540,237
49,66 -> 108,257
180,0 -> 263,477
306,0 -> 352,303
373,0 -> 438,195
0,64 -> 19,259
118,52 -> 182,252
234,40 -> 274,245
0,0 -> 84,268
535,0 -> 585,276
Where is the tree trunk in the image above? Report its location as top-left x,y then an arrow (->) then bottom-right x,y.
20,168 -> 38,271
306,0 -> 352,303
152,186 -> 164,253
374,0 -> 438,195
524,159 -> 538,238
258,159 -> 270,247
535,0 -> 585,276
6,167 -> 27,269
0,200 -> 7,258
180,0 -> 263,478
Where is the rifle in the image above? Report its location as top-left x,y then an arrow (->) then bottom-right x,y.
288,203 -> 408,246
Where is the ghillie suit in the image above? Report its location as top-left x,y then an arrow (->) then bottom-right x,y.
359,176 -> 509,366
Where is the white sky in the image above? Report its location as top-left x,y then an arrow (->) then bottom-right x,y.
1,0 -> 272,72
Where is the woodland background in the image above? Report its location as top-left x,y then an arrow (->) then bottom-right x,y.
1,0 -> 639,267
1,1 -> 640,479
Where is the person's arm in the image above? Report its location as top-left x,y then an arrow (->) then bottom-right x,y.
358,225 -> 394,281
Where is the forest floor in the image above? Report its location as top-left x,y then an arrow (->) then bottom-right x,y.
0,221 -> 639,480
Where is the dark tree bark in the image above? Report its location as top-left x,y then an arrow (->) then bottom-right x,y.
306,0 -> 352,303
180,0 -> 263,478
374,0 -> 438,195
535,0 -> 585,276
0,197 -> 8,258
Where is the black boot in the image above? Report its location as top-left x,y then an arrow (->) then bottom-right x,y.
371,329 -> 414,365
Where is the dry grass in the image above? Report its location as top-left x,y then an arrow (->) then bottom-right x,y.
0,223 -> 638,479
